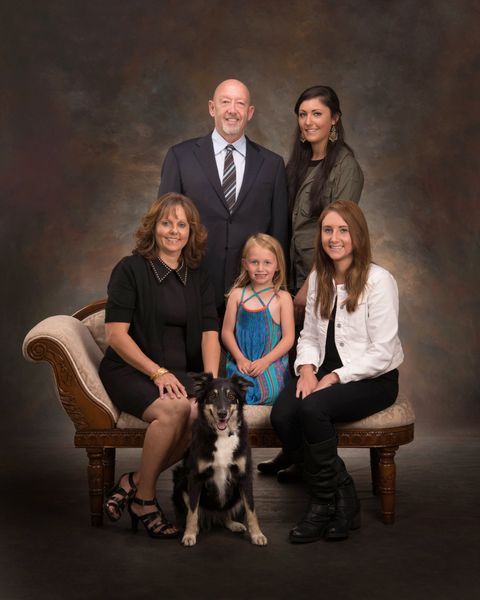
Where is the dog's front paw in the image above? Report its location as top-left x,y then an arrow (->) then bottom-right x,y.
181,532 -> 197,547
225,520 -> 247,533
250,531 -> 268,546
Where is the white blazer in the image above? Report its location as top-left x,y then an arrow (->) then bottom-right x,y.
294,264 -> 404,383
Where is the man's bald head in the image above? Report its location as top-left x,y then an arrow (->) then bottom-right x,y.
212,79 -> 251,104
208,79 -> 255,143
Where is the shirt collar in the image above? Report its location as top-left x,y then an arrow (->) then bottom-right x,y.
149,257 -> 188,286
212,129 -> 246,157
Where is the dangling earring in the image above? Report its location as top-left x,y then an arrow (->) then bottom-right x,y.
300,134 -> 306,143
328,124 -> 338,143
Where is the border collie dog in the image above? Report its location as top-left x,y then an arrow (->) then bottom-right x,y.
172,373 -> 267,547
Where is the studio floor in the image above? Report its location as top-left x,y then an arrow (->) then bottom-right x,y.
2,424 -> 479,600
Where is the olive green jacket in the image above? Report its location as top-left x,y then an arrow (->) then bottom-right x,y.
290,146 -> 364,290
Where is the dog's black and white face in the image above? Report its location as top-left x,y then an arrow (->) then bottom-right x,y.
191,373 -> 251,432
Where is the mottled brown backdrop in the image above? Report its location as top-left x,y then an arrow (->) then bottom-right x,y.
2,0 -> 479,433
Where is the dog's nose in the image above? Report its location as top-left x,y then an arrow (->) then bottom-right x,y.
217,409 -> 228,420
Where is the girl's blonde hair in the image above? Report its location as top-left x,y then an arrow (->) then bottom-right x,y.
228,233 -> 287,295
314,200 -> 372,318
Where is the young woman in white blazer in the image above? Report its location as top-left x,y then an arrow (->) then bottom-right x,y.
270,200 -> 403,543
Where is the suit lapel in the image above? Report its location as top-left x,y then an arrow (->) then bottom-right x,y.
234,137 -> 264,213
193,135 -> 225,204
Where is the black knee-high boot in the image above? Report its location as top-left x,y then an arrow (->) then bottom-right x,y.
257,450 -> 292,474
257,448 -> 303,475
325,460 -> 361,540
289,437 -> 361,543
289,437 -> 339,544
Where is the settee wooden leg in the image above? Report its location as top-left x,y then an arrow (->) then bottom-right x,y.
86,448 -> 104,527
377,446 -> 398,524
370,448 -> 380,495
103,448 -> 115,494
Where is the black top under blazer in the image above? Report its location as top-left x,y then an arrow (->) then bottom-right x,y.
158,133 -> 289,308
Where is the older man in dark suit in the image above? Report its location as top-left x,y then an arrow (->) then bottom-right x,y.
158,79 -> 288,313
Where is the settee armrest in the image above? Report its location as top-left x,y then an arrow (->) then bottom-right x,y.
23,315 -> 119,430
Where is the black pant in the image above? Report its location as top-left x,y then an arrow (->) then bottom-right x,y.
271,368 -> 399,452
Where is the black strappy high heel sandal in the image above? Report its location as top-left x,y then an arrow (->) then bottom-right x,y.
128,497 -> 180,539
104,472 -> 136,522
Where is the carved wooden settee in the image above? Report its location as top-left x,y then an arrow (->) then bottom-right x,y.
23,299 -> 415,527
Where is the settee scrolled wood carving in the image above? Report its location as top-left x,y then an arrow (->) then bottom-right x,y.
59,392 -> 91,430
73,425 -> 416,450
26,337 -> 115,431
75,430 -> 147,448
337,425 -> 414,448
28,339 -> 87,427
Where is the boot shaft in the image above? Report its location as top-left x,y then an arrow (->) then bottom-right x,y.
303,437 -> 341,503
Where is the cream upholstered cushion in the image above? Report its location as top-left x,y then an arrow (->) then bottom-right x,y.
83,309 -> 108,353
117,412 -> 148,429
244,405 -> 272,428
243,395 -> 415,431
23,315 -> 120,422
117,396 -> 415,431
338,393 -> 415,430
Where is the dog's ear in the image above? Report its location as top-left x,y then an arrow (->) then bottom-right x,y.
230,373 -> 253,397
190,372 -> 214,401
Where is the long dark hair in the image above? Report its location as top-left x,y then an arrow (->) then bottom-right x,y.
286,86 -> 355,218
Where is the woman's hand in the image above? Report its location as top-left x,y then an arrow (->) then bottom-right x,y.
296,365 -> 318,399
249,356 -> 271,377
236,356 -> 252,375
314,372 -> 340,391
154,371 -> 187,400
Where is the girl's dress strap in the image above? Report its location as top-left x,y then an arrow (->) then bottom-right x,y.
266,291 -> 277,307
254,286 -> 273,294
243,285 -> 273,306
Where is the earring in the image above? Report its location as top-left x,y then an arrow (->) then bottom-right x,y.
300,134 -> 306,143
328,124 -> 338,143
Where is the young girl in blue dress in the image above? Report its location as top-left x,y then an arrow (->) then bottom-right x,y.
222,234 -> 295,405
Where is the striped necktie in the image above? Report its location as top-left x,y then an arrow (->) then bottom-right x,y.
222,144 -> 236,212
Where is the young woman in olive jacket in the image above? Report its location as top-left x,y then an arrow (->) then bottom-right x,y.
258,86 -> 364,481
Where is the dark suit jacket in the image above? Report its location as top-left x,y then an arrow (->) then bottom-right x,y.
158,133 -> 289,309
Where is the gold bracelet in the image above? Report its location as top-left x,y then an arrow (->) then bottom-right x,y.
149,367 -> 169,381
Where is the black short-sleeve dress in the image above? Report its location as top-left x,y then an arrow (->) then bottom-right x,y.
99,254 -> 219,418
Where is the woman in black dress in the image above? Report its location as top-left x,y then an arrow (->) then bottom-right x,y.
99,193 -> 220,538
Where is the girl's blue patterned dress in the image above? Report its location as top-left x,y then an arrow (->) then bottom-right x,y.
226,286 -> 289,405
